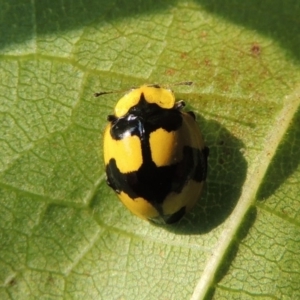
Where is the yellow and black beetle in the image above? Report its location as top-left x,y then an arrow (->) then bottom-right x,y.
96,83 -> 208,224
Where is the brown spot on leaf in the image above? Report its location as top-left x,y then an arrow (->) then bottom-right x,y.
203,58 -> 211,66
251,43 -> 261,56
165,69 -> 176,76
8,278 -> 17,286
180,52 -> 188,59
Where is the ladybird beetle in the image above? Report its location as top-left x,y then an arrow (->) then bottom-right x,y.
98,84 -> 209,224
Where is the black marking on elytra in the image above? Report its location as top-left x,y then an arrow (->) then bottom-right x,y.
193,146 -> 209,182
109,94 -> 182,140
106,145 -> 206,204
105,159 -> 122,194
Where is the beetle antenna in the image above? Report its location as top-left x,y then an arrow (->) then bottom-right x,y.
94,91 -> 113,97
171,81 -> 193,86
94,88 -> 132,97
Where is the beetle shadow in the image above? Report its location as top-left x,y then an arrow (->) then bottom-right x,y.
163,115 -> 248,234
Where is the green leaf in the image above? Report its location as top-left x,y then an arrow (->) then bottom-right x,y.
0,1 -> 299,299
